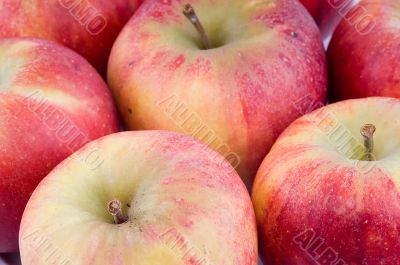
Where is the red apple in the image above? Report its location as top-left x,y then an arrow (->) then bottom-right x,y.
0,38 -> 119,252
19,131 -> 258,264
318,0 -> 358,42
299,0 -> 358,42
0,0 -> 142,74
300,0 -> 322,19
108,0 -> 327,188
327,0 -> 398,101
253,97 -> 400,264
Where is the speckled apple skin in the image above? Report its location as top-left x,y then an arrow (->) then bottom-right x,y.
328,0 -> 400,101
108,0 -> 327,189
0,38 -> 119,252
19,131 -> 258,265
0,0 -> 142,74
253,97 -> 400,265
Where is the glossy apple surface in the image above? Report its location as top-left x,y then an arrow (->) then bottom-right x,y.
328,0 -> 399,101
0,0 -> 142,74
108,0 -> 327,188
0,38 -> 119,252
19,131 -> 257,265
253,97 -> 400,264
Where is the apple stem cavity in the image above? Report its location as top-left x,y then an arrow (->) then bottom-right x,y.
183,4 -> 212,50
107,199 -> 128,224
360,124 -> 376,161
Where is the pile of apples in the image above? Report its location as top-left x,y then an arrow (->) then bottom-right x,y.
0,0 -> 399,264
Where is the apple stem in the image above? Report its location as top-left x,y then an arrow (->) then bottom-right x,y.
360,124 -> 376,161
183,4 -> 211,49
107,199 -> 128,224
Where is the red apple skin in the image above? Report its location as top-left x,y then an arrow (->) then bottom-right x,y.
0,38 -> 119,252
300,0 -> 322,19
0,0 -> 142,75
108,0 -> 327,188
299,0 -> 359,41
252,98 -> 400,265
328,0 -> 400,101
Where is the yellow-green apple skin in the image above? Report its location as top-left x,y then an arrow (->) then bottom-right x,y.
0,38 -> 119,252
252,97 -> 400,264
107,0 -> 327,189
19,131 -> 258,265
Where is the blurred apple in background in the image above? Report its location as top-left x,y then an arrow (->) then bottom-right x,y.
253,97 -> 400,264
0,253 -> 20,265
0,0 -> 142,74
19,131 -> 258,265
299,0 -> 359,44
0,38 -> 119,252
108,0 -> 327,188
300,0 -> 323,19
328,0 -> 399,101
